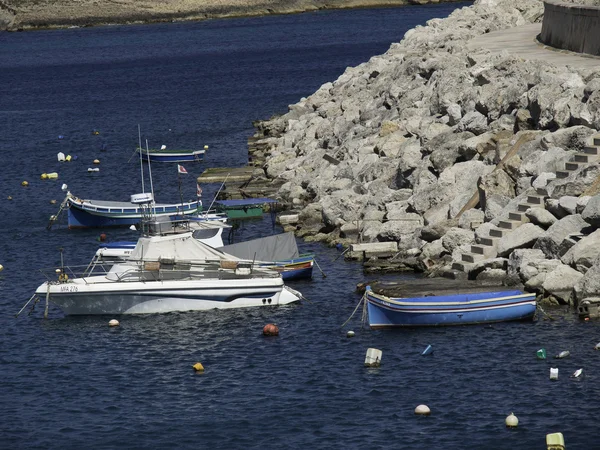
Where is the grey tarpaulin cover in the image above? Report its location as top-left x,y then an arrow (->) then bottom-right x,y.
218,232 -> 299,262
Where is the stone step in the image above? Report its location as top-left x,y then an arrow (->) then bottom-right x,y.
508,211 -> 529,223
584,145 -> 598,155
593,137 -> 600,146
574,153 -> 591,163
480,236 -> 499,247
471,244 -> 497,258
498,219 -> 520,230
461,252 -> 485,263
517,202 -> 537,212
535,187 -> 548,196
489,228 -> 504,238
451,261 -> 472,273
527,195 -> 544,204
556,170 -> 571,179
565,161 -> 581,171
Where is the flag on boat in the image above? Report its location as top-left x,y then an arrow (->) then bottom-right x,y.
196,183 -> 202,198
178,164 -> 188,174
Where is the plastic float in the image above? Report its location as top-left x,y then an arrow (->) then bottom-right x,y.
364,348 -> 382,367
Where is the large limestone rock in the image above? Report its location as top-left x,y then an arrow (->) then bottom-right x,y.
561,229 -> 600,273
581,194 -> 600,227
525,207 -> 557,228
534,215 -> 590,259
497,223 -> 545,257
542,264 -> 583,304
507,248 -> 546,281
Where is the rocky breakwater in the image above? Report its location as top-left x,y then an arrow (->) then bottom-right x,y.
253,0 -> 600,308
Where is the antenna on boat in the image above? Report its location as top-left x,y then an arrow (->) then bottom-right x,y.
204,173 -> 229,219
145,139 -> 155,203
138,124 -> 145,193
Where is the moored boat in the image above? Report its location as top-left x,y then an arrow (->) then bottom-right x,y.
365,281 -> 536,328
64,192 -> 226,229
136,145 -> 205,163
34,230 -> 302,315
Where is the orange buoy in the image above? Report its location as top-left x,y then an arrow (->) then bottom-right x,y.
263,323 -> 279,336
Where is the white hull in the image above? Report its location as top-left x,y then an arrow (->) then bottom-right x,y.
35,277 -> 301,315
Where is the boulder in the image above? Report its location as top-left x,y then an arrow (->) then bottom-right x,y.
441,227 -> 475,253
544,199 -> 568,219
542,264 -> 583,304
458,209 -> 485,230
581,194 -> 600,226
534,215 -> 590,259
574,255 -> 600,303
497,223 -> 545,257
525,207 -> 557,229
476,268 -> 508,283
558,196 -> 578,215
561,229 -> 600,273
456,111 -> 488,135
507,248 -> 546,280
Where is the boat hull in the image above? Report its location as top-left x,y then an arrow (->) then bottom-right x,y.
366,288 -> 536,328
67,198 -> 211,229
36,279 -> 301,315
137,149 -> 205,163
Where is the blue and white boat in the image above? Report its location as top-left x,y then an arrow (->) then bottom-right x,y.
365,284 -> 536,328
136,145 -> 205,163
65,192 -> 226,229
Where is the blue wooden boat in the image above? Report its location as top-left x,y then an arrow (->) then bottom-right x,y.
136,146 -> 205,163
65,193 -> 226,229
365,283 -> 536,328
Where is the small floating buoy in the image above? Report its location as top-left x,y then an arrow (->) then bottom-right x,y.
99,233 -> 107,242
421,344 -> 433,356
414,405 -> 430,416
595,342 -> 600,350
555,350 -> 570,359
57,152 -> 65,162
92,130 -> 100,135
129,225 -> 137,231
571,368 -> 583,378
87,168 -> 100,172
263,323 -> 279,336
7,196 -> 12,200
0,264 -> 4,271
41,172 -> 58,179
546,432 -> 565,449
364,348 -> 382,367
65,155 -> 72,162
58,135 -> 64,140
93,159 -> 100,165
21,181 -> 28,187
61,183 -> 68,191
550,367 -> 559,381
505,412 -> 518,428
536,348 -> 546,360
347,330 -> 355,338
193,362 -> 204,372
50,199 -> 57,204
41,173 -> 48,180
204,145 -> 209,150
108,319 -> 119,327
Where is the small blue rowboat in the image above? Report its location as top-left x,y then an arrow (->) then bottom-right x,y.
365,285 -> 536,328
136,146 -> 205,163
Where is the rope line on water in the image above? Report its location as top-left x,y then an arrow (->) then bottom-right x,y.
341,294 -> 365,328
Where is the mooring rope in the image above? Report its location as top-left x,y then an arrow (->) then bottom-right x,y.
341,293 -> 366,328
537,303 -> 555,321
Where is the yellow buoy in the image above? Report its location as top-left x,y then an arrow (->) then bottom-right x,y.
0,264 -> 4,271
415,405 -> 431,415
193,362 -> 204,372
93,159 -> 100,165
65,155 -> 72,162
41,173 -> 48,180
50,199 -> 57,204
204,145 -> 209,150
108,319 -> 120,327
21,181 -> 29,187
546,432 -> 565,450
505,412 -> 519,428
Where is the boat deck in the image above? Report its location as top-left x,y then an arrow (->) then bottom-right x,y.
368,278 -> 525,299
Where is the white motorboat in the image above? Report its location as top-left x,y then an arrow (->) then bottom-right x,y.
34,230 -> 302,315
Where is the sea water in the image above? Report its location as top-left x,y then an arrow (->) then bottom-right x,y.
1,4 -> 600,449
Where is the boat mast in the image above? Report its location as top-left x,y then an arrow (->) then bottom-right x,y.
138,124 -> 145,193
145,139 -> 156,221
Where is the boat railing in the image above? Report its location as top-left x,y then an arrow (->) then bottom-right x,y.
38,257 -> 281,283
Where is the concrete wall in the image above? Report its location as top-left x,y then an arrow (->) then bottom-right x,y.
541,0 -> 600,56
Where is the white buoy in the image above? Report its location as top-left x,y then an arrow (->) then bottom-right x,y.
57,152 -> 65,162
546,432 -> 565,449
595,342 -> 600,350
571,368 -> 583,378
415,404 -> 431,416
347,330 -> 355,338
129,225 -> 137,231
108,319 -> 119,327
364,348 -> 382,367
87,167 -> 100,172
550,367 -> 559,380
505,412 -> 519,428
61,183 -> 68,191
555,350 -> 570,359
0,264 -> 4,271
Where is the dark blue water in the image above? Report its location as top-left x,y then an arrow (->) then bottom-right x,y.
2,4 -> 600,449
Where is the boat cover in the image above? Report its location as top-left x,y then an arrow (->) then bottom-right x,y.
218,232 -> 299,262
129,232 -> 240,262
